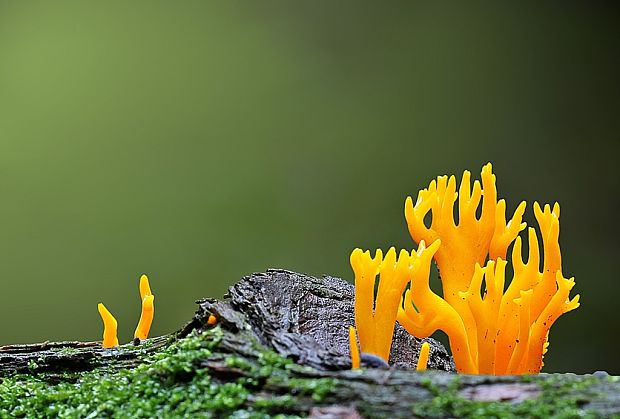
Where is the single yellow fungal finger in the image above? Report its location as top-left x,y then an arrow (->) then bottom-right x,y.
98,303 -> 119,349
349,326 -> 361,369
511,236 -> 525,274
134,295 -> 155,341
480,162 -> 497,222
207,314 -> 217,326
469,180 -> 482,212
352,248 -> 382,356
458,170 -> 472,217
440,175 -> 458,227
505,289 -> 533,375
416,341 -> 430,371
139,274 -> 152,300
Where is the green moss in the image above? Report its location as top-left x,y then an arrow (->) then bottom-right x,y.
0,327 -> 602,418
253,395 -> 295,410
27,359 -> 39,371
53,347 -> 79,356
0,327 -> 333,418
225,355 -> 255,372
287,377 -> 337,402
410,374 -> 603,419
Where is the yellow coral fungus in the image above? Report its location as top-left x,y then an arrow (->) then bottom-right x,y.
97,303 -> 119,348
352,163 -> 579,375
416,342 -> 430,371
350,243 -> 437,362
134,275 -> 155,341
403,164 -> 526,360
397,240 -> 478,373
134,295 -> 155,341
397,164 -> 579,374
349,326 -> 360,369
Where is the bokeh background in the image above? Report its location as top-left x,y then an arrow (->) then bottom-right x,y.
0,2 -> 618,374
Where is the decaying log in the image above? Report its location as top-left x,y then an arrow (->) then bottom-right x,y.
0,269 -> 617,418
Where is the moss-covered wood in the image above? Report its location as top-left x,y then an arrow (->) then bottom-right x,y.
0,270 -> 617,418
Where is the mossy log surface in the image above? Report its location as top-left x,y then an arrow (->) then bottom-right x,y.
0,270 -> 617,418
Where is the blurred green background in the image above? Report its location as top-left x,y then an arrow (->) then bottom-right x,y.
0,2 -> 618,374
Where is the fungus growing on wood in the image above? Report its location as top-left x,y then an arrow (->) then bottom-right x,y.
98,274 -> 156,347
349,241 -> 439,363
403,163 -> 526,362
134,295 -> 155,341
134,274 -> 155,341
349,326 -> 360,369
97,303 -> 119,349
352,164 -> 579,374
416,342 -> 430,371
396,239 -> 478,372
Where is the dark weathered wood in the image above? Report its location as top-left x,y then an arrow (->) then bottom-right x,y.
220,269 -> 454,371
0,336 -> 170,376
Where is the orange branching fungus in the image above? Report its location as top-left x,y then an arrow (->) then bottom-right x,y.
97,303 -> 119,349
403,163 -> 526,361
351,164 -> 579,374
134,274 -> 155,341
395,164 -> 579,374
349,242 -> 439,363
416,342 -> 430,371
397,239 -> 478,372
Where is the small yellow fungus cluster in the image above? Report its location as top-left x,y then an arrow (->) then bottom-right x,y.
98,274 -> 155,348
349,163 -> 579,375
349,242 -> 439,364
348,325 -> 430,371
